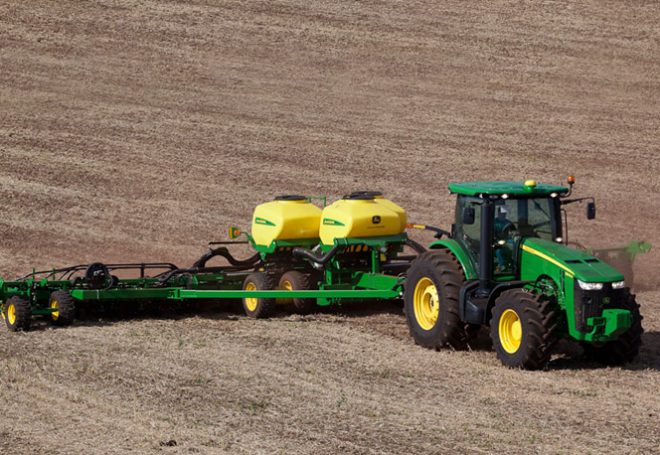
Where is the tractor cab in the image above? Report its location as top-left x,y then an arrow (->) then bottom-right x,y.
451,180 -> 566,279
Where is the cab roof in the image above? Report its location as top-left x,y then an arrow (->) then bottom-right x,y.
448,181 -> 569,197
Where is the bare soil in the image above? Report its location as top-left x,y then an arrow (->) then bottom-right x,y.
1,1 -> 659,454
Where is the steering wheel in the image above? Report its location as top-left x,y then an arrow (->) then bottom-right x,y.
497,221 -> 516,240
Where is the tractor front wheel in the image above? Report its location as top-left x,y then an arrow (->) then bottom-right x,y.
49,291 -> 76,327
490,289 -> 558,370
582,290 -> 643,365
3,296 -> 32,332
242,273 -> 277,319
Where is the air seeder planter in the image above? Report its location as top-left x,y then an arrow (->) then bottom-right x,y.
0,192 -> 420,330
0,179 -> 645,370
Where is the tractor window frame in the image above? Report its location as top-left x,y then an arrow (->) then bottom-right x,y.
453,194 -> 563,280
454,195 -> 483,268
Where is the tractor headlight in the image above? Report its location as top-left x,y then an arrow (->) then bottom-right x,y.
611,280 -> 625,289
577,280 -> 603,291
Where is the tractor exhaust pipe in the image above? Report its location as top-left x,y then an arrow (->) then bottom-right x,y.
476,199 -> 494,298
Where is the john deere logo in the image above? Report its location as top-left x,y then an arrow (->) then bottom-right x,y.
254,217 -> 275,226
323,218 -> 345,226
372,216 -> 381,224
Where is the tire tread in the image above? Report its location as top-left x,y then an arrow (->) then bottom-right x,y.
490,289 -> 558,370
403,249 -> 467,350
50,290 -> 76,327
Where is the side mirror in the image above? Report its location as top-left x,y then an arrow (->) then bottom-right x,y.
462,207 -> 476,225
586,202 -> 596,220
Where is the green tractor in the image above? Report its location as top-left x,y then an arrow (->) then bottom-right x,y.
404,178 -> 643,369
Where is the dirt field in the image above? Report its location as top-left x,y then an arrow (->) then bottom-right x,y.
1,1 -> 659,453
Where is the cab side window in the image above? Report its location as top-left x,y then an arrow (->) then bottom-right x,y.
455,195 -> 481,264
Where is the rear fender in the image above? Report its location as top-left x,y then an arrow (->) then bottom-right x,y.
428,239 -> 477,280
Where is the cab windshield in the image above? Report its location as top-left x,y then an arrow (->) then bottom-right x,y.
494,197 -> 558,242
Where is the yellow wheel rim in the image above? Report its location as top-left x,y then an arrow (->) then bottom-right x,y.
499,309 -> 522,354
244,282 -> 258,312
7,304 -> 16,325
413,277 -> 439,330
278,279 -> 293,305
51,300 -> 60,321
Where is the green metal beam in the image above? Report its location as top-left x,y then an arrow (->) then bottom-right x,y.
32,308 -> 56,316
177,289 -> 400,299
70,288 -> 400,301
70,289 -> 178,301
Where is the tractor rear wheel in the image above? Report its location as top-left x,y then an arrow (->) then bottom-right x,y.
490,289 -> 558,370
3,296 -> 32,332
403,250 -> 467,350
49,291 -> 76,327
582,290 -> 643,365
278,271 -> 316,315
242,273 -> 277,319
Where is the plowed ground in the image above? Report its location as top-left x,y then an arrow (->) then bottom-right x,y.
1,1 -> 659,454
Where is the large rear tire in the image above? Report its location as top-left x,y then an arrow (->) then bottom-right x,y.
490,289 -> 558,370
49,291 -> 76,327
403,250 -> 467,350
582,290 -> 643,365
3,296 -> 32,332
278,271 -> 316,315
242,273 -> 277,319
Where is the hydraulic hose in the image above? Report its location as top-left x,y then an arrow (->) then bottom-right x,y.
405,239 -> 427,254
158,249 -> 262,285
192,247 -> 260,269
292,245 -> 339,267
157,261 -> 262,285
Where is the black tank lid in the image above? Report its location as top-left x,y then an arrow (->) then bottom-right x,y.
274,195 -> 307,201
344,191 -> 383,200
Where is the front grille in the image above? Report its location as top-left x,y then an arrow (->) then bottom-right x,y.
573,282 -> 625,332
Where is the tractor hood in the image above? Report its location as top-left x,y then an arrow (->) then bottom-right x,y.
521,238 -> 624,283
